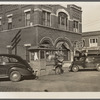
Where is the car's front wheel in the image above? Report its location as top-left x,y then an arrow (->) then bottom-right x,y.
10,71 -> 21,82
72,65 -> 79,72
96,64 -> 100,71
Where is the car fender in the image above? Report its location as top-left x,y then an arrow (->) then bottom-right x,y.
71,64 -> 83,70
8,66 -> 28,76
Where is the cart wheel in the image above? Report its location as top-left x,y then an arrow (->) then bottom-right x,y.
72,65 -> 79,72
96,64 -> 100,71
55,67 -> 61,74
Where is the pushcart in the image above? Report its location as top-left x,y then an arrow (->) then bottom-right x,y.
28,46 -> 62,76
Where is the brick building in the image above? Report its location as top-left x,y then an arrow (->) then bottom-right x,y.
82,31 -> 100,55
0,4 -> 82,62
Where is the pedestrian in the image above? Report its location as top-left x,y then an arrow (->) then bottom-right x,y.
54,52 -> 64,74
34,69 -> 39,79
57,56 -> 64,74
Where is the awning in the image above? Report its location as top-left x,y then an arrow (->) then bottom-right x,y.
28,46 -> 59,52
39,44 -> 52,48
28,46 -> 66,52
62,42 -> 70,50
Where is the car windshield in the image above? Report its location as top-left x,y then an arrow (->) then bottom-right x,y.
74,57 -> 85,61
74,57 -> 80,61
79,57 -> 85,61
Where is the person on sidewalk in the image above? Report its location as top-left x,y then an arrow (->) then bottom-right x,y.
54,52 -> 64,74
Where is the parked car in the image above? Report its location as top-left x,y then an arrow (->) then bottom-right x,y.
0,54 -> 34,82
69,55 -> 100,72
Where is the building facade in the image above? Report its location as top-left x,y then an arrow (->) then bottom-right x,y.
82,31 -> 100,55
0,4 -> 82,62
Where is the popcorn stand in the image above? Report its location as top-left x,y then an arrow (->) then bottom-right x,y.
28,46 -> 60,76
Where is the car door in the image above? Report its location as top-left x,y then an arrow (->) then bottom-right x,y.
78,57 -> 85,67
85,57 -> 95,69
0,56 -> 9,76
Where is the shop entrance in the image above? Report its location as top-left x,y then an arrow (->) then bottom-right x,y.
56,41 -> 71,61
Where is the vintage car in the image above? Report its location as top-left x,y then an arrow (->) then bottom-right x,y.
69,55 -> 100,72
0,54 -> 34,82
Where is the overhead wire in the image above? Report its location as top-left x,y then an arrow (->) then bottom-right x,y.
83,19 -> 100,26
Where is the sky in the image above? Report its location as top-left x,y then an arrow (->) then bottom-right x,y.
62,2 -> 100,32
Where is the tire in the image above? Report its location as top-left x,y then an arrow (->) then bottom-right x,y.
96,64 -> 100,71
10,71 -> 21,82
72,65 -> 79,72
55,67 -> 61,74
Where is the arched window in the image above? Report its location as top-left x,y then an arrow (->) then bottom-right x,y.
58,12 -> 68,30
56,41 -> 70,61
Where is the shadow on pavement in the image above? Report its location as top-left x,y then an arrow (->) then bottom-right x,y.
79,69 -> 97,72
0,78 -> 10,82
0,74 -> 36,82
22,74 -> 36,81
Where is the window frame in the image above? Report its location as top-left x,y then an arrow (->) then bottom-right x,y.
89,38 -> 98,47
58,12 -> 68,30
73,20 -> 79,33
7,15 -> 13,30
42,10 -> 51,26
25,11 -> 31,26
24,9 -> 31,27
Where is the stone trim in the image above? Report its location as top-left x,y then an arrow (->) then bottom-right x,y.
7,14 -> 13,17
24,9 -> 31,13
0,24 -> 82,35
34,8 -> 42,12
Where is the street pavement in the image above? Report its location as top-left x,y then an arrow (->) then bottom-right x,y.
0,69 -> 100,92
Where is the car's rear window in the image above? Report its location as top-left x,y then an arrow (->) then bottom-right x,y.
0,56 -> 20,63
9,57 -> 19,62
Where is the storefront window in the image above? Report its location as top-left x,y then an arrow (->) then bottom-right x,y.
30,52 -> 38,61
89,38 -> 98,47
